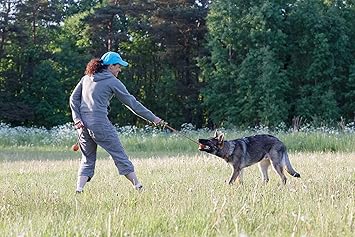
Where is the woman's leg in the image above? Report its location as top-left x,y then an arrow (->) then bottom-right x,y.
92,123 -> 142,190
125,172 -> 143,189
76,127 -> 97,192
76,176 -> 89,193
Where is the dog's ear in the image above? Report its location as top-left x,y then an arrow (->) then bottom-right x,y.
217,133 -> 224,144
214,130 -> 220,138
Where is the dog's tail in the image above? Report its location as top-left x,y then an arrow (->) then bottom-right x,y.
283,152 -> 300,178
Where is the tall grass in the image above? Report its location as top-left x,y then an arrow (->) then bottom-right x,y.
0,152 -> 354,236
0,122 -> 355,160
0,123 -> 354,236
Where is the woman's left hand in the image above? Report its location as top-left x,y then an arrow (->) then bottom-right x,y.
74,121 -> 85,129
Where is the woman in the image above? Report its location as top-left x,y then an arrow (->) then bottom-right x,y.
69,51 -> 165,193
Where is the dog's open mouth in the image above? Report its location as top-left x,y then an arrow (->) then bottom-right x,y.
198,144 -> 210,150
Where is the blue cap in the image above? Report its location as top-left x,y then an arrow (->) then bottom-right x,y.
101,51 -> 128,67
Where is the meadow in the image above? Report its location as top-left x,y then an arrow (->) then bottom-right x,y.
0,123 -> 354,236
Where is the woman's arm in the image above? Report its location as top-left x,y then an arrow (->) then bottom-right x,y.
69,78 -> 84,124
112,79 -> 161,123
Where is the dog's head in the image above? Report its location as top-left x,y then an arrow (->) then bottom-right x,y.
198,130 -> 225,155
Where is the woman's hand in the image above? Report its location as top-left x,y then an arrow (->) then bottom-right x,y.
74,121 -> 85,129
154,118 -> 168,128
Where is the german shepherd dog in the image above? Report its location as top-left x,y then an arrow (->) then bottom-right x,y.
198,131 -> 300,185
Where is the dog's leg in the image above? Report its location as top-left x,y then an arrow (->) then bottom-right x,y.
228,166 -> 241,185
236,169 -> 244,184
269,150 -> 287,185
258,159 -> 270,183
271,161 -> 287,185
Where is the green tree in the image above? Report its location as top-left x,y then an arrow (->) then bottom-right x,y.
114,31 -> 164,126
201,0 -> 355,128
81,0 -> 209,128
200,0 -> 290,128
24,60 -> 68,126
145,0 -> 209,127
55,10 -> 92,105
235,48 -> 289,127
344,65 -> 355,121
0,0 -> 69,126
286,0 -> 353,124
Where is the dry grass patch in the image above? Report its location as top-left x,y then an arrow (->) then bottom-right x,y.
0,152 -> 354,236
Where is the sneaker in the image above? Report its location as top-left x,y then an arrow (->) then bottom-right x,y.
135,184 -> 143,191
75,190 -> 83,194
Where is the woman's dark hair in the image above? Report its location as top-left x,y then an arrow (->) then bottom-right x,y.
85,59 -> 108,75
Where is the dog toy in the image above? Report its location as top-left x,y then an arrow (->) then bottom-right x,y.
199,144 -> 206,150
71,143 -> 79,152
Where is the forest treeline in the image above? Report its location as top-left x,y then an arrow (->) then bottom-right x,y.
0,0 -> 354,129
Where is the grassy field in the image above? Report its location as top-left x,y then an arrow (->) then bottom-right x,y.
0,149 -> 354,236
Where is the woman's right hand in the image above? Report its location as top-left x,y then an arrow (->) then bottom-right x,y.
154,118 -> 168,128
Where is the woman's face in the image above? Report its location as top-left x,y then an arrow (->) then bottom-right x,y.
108,64 -> 122,77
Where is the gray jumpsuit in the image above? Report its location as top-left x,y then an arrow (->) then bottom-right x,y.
69,70 -> 159,180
